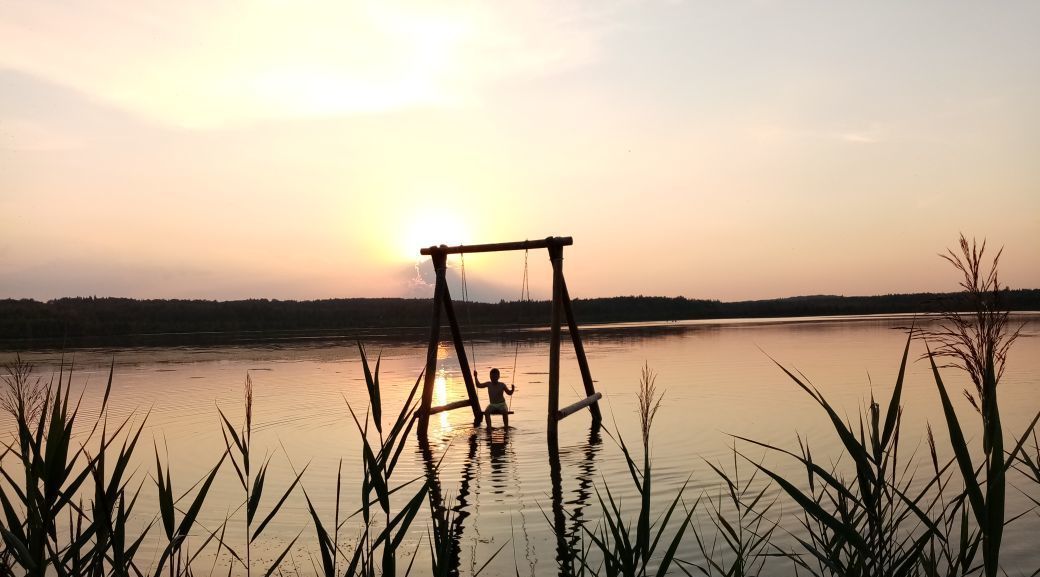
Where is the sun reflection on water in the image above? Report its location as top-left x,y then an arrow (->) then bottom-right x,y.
434,368 -> 451,431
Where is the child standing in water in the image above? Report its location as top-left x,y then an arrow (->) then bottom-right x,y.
473,368 -> 515,428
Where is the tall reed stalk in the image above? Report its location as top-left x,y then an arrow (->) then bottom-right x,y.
217,373 -> 306,577
582,364 -> 696,577
742,330 -> 938,577
923,235 -> 1040,577
303,343 -> 430,577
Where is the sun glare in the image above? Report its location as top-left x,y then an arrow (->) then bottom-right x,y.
401,210 -> 470,261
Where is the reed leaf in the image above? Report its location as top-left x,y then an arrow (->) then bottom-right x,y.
928,351 -> 986,529
262,533 -> 302,577
749,460 -> 869,555
882,330 -> 913,449
358,342 -> 382,434
251,463 -> 308,542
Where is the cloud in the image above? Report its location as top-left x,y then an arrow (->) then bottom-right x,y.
399,259 -> 515,302
0,0 -> 608,129
838,124 -> 886,144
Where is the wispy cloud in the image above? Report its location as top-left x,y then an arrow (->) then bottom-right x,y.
837,124 -> 886,144
0,0 -> 609,129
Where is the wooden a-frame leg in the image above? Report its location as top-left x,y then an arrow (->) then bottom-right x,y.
440,279 -> 483,424
562,278 -> 602,423
547,245 -> 564,444
419,253 -> 447,439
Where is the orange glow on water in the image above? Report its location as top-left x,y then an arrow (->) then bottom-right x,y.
434,369 -> 451,431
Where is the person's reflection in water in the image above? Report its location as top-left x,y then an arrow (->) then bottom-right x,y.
550,424 -> 602,577
487,427 -> 510,496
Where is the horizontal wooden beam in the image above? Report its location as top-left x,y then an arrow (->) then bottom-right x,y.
427,399 -> 474,416
556,392 -> 602,421
420,236 -> 573,256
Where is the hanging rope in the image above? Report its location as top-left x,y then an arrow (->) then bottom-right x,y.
460,248 -> 530,415
460,252 -> 477,365
508,248 -> 530,411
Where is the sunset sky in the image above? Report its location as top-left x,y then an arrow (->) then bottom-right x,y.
2,1 -> 1038,302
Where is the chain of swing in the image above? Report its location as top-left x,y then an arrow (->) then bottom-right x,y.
459,248 -> 530,412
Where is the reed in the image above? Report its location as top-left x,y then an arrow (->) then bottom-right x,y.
580,364 -> 697,577
0,359 -> 153,577
687,446 -> 781,577
738,330 -> 940,577
215,373 -> 306,577
918,423 -> 979,577
0,355 -> 47,425
923,235 -> 1040,577
307,342 -> 430,577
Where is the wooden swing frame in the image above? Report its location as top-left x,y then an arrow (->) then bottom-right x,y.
417,236 -> 602,442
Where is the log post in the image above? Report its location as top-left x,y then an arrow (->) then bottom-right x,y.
547,244 -> 564,444
557,392 -> 603,420
440,279 -> 483,424
418,252 -> 447,439
561,278 -> 602,423
428,399 -> 473,416
548,435 -> 568,567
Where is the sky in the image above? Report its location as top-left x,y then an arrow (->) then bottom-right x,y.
1,1 -> 1038,302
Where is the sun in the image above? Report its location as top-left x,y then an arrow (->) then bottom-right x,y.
401,210 -> 471,261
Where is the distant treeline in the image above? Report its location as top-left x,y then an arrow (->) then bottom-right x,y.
1,289 -> 1038,347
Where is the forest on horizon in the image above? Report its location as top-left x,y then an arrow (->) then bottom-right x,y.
1,289 -> 1038,348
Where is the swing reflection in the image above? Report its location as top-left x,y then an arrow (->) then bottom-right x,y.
419,423 -> 602,577
550,425 -> 602,576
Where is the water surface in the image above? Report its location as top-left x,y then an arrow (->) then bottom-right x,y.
2,314 -> 1038,575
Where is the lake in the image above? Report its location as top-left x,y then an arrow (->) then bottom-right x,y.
2,314 -> 1038,576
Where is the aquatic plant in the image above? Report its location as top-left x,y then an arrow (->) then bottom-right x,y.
1,355 -> 47,424
741,331 -> 939,577
305,342 -> 430,577
687,446 -> 781,577
581,364 -> 697,577
0,360 -> 154,577
215,373 -> 306,577
917,423 -> 979,577
923,235 -> 1040,577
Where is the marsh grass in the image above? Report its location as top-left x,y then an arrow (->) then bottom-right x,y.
0,359 -> 154,577
922,235 -> 1040,577
1,355 -> 48,425
1011,427 -> 1040,509
580,365 -> 696,577
686,447 -> 781,577
918,423 -> 979,577
215,373 -> 306,577
305,343 -> 430,577
737,331 -> 943,577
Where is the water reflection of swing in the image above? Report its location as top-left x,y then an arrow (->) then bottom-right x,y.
551,424 -> 603,577
419,432 -> 480,577
420,424 -> 602,577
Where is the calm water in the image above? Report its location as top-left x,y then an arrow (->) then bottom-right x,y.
2,314 -> 1038,575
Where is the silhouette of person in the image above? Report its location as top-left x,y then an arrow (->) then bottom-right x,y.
473,368 -> 514,428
